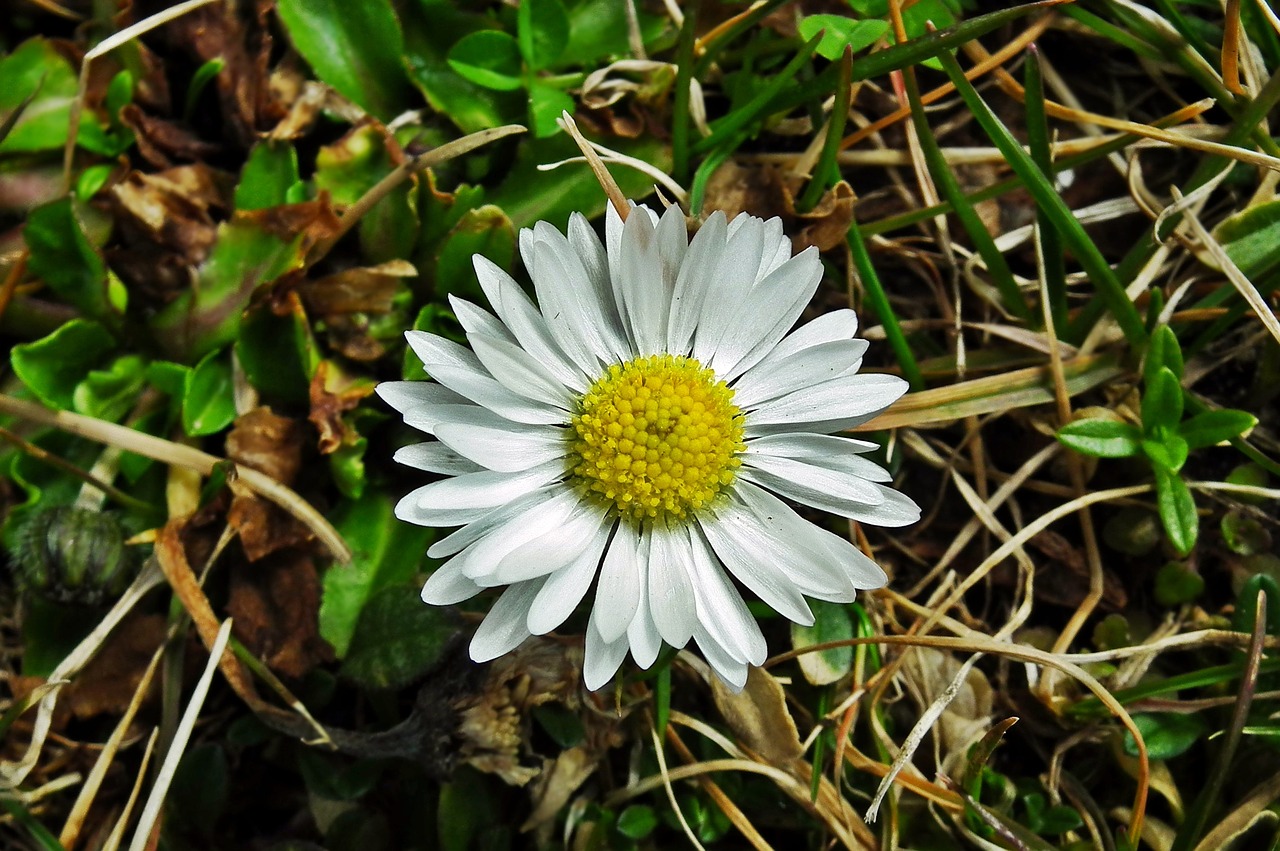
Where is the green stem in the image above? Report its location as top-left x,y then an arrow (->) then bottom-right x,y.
796,47 -> 853,214
1024,46 -> 1068,336
671,0 -> 700,187
847,223 -> 925,390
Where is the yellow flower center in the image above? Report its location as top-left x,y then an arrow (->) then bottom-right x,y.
568,354 -> 745,524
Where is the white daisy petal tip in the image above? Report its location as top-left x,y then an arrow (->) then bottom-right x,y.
385,199 -> 916,688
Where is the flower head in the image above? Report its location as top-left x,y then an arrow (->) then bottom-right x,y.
378,203 -> 919,690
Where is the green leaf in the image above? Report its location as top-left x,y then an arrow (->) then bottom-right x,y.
402,1 -> 523,134
314,124 -> 419,263
1145,325 -> 1184,383
1122,712 -> 1207,760
1220,511 -> 1271,556
168,744 -> 228,839
1056,418 -> 1142,458
149,215 -> 304,362
447,30 -> 524,91
518,0 -> 570,71
528,80 -> 575,137
12,319 -> 116,409
433,204 -> 516,302
1213,199 -> 1280,282
297,749 -> 385,802
1178,409 -> 1257,449
0,37 -> 108,153
24,197 -> 120,324
339,583 -> 457,689
275,0 -> 412,120
235,141 -> 302,211
799,15 -> 890,59
72,354 -> 146,422
791,600 -> 854,685
1142,366 -> 1184,431
234,299 -> 317,404
616,805 -> 658,841
1154,467 -> 1198,556
1154,561 -> 1205,606
1141,434 -> 1188,473
21,596 -> 94,678
182,349 -> 236,437
320,493 -> 433,658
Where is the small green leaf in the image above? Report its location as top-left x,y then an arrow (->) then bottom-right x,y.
1122,712 -> 1207,760
1154,561 -> 1205,606
235,141 -> 302,211
1141,366 -> 1184,431
1213,198 -> 1280,282
0,37 -> 109,153
1102,508 -> 1162,556
531,704 -> 585,749
528,80 -> 575,137
1141,434 -> 1188,473
434,204 -> 516,301
1056,418 -> 1142,458
168,744 -> 228,839
1220,511 -> 1271,556
1145,325 -> 1184,383
234,300 -> 317,403
12,319 -> 116,409
616,805 -> 658,841
182,349 -> 236,437
447,30 -> 524,91
24,197 -> 118,324
72,354 -> 146,422
518,0 -> 570,71
276,0 -> 412,120
1154,467 -> 1198,556
340,584 -> 458,689
791,600 -> 854,685
799,15 -> 890,59
1226,463 -> 1271,504
1178,408 -> 1257,449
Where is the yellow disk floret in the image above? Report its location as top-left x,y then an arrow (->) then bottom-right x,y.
568,354 -> 745,523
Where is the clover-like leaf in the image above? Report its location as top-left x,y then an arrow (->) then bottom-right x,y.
447,30 -> 524,91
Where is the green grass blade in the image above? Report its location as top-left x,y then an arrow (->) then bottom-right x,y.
670,0 -> 700,186
901,65 -> 1031,322
796,48 -> 853,213
847,223 -> 926,390
934,49 -> 1147,346
1024,46 -> 1068,336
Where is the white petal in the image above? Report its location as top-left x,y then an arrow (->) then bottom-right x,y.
743,431 -> 880,462
393,462 -> 562,527
435,420 -> 564,473
733,339 -> 869,409
469,580 -> 544,662
692,215 -> 767,364
527,519 -> 612,634
605,202 -> 659,285
449,295 -> 518,345
393,442 -> 484,475
404,401 -> 500,436
567,212 -> 631,360
584,605 -> 630,691
711,247 -> 822,381
627,581 -> 663,670
469,333 -> 575,408
667,211 -> 726,355
530,226 -> 622,368
654,203 -> 689,292
425,363 -> 568,425
696,511 -> 815,626
746,373 -> 908,431
759,309 -> 860,366
405,330 -> 482,374
421,557 -> 483,605
456,488 -> 582,582
740,453 -> 884,509
616,208 -> 667,355
694,625 -> 750,691
757,217 -> 792,280
492,501 -> 608,583
592,523 -> 643,643
427,487 -> 557,558
376,380 -> 467,417
472,256 -> 588,392
647,525 -> 696,649
686,527 -> 767,665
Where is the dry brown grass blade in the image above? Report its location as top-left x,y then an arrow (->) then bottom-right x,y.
1192,770 -> 1280,851
1222,0 -> 1243,95
558,111 -> 631,222
854,354 -> 1123,430
0,394 -> 351,562
100,729 -> 158,851
768,632 -> 1151,845
58,644 -> 165,850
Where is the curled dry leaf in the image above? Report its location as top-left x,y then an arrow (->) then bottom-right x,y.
227,550 -> 333,679
297,259 -> 414,316
225,406 -> 312,560
703,161 -> 854,252
118,104 -> 220,168
899,647 -> 994,775
711,666 -> 804,766
308,359 -> 377,455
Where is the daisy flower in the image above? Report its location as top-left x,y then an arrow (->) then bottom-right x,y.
377,202 -> 919,690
